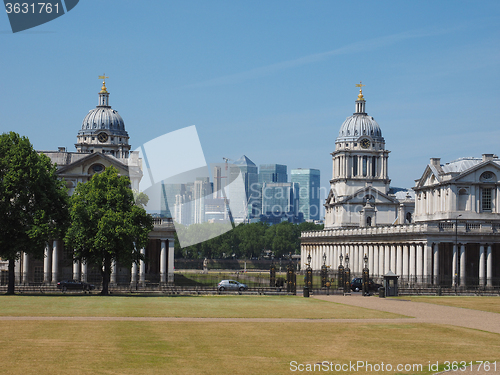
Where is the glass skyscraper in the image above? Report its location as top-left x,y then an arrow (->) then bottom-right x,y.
290,168 -> 321,221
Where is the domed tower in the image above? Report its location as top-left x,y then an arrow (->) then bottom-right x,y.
75,76 -> 131,158
325,84 -> 393,228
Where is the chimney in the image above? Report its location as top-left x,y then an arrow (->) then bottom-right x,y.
482,154 -> 495,162
430,158 -> 441,167
58,147 -> 66,153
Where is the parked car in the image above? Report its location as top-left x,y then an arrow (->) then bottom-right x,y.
217,280 -> 248,292
57,280 -> 95,292
350,278 -> 382,292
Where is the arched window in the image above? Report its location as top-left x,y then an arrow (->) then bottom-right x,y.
458,188 -> 468,211
406,212 -> 412,224
366,216 -> 372,227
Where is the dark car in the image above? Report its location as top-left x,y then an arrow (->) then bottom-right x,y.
57,280 -> 95,292
350,278 -> 382,292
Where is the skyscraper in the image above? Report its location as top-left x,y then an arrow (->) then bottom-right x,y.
228,155 -> 259,221
291,168 -> 321,221
259,164 -> 287,184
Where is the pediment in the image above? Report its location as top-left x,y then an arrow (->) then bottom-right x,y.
415,165 -> 441,189
452,161 -> 500,184
55,153 -> 130,176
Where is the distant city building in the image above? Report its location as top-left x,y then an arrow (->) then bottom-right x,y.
259,164 -> 288,184
291,168 -> 321,221
228,155 -> 259,221
261,182 -> 302,224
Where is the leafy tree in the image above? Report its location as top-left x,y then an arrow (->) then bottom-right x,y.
64,166 -> 153,295
0,132 -> 69,294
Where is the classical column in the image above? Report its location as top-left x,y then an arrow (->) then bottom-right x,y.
479,244 -> 485,287
72,259 -> 80,281
424,242 -> 431,285
452,244 -> 458,286
384,244 -> 390,274
110,261 -> 117,285
22,252 -> 29,284
409,244 -> 416,284
51,240 -> 59,284
353,244 -> 358,274
373,245 -> 379,277
460,244 -> 466,286
168,238 -> 175,283
139,247 -> 146,285
390,245 -> 396,273
160,239 -> 167,284
368,244 -> 374,273
14,258 -> 21,284
396,244 -> 403,276
81,262 -> 88,283
486,245 -> 492,287
43,243 -> 51,284
433,243 -> 439,285
402,244 -> 409,281
378,244 -> 385,277
416,243 -> 423,285
130,262 -> 138,286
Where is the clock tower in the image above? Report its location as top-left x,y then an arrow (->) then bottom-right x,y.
75,76 -> 131,158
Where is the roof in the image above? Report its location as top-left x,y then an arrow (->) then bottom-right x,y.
233,155 -> 256,166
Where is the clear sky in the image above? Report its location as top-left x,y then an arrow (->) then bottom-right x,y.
1,1 -> 499,195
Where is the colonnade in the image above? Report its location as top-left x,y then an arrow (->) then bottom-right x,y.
16,237 -> 175,286
301,241 -> 495,287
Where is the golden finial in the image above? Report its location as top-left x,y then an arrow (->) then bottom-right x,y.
98,74 -> 109,93
355,81 -> 365,101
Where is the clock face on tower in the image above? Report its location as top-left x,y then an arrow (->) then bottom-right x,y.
97,132 -> 108,143
360,138 -> 371,149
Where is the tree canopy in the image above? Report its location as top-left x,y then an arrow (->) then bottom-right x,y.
175,220 -> 323,260
0,132 -> 69,294
64,166 -> 154,295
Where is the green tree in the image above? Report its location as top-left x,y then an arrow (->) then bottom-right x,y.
0,132 -> 69,294
64,166 -> 153,295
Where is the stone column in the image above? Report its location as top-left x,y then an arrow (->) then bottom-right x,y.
353,244 -> 358,275
403,244 -> 409,282
51,240 -> 59,284
409,244 -> 416,284
479,244 -> 485,287
384,244 -> 390,274
396,244 -> 403,276
460,244 -> 466,286
110,261 -> 117,285
433,243 -> 439,285
486,245 -> 492,287
378,244 -> 385,277
416,243 -> 423,285
452,244 -> 458,286
368,244 -> 374,273
73,259 -> 80,281
81,262 -> 88,282
43,243 -> 51,284
390,245 -> 396,273
22,252 -> 29,284
160,239 -> 167,284
139,247 -> 146,286
168,238 -> 175,283
14,258 -> 21,284
131,262 -> 138,286
424,242 -> 431,285
373,245 -> 379,277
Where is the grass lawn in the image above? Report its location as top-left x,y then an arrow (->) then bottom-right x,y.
0,295 -> 403,319
0,295 -> 498,375
393,296 -> 500,314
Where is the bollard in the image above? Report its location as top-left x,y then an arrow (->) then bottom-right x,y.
379,287 -> 385,298
303,287 -> 309,298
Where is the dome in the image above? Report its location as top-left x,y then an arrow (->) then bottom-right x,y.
337,114 -> 383,142
336,87 -> 384,143
77,79 -> 129,137
78,107 -> 128,136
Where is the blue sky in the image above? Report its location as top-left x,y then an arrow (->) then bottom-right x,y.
1,1 -> 499,195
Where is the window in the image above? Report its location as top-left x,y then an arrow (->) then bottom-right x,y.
362,156 -> 367,177
406,212 -> 412,224
482,188 -> 492,211
366,216 -> 372,226
458,189 -> 468,211
353,157 -> 358,176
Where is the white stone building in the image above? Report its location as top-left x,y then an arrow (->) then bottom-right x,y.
301,87 -> 499,288
8,79 -> 176,287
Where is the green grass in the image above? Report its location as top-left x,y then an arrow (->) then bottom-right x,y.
393,296 -> 500,314
0,295 -> 403,319
0,320 -> 498,375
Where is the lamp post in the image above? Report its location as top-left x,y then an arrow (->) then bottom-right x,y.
362,253 -> 369,296
338,253 -> 344,294
344,254 -> 351,294
455,214 -> 462,294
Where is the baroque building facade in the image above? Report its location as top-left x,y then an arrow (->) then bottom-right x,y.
301,87 -> 500,288
6,79 -> 176,287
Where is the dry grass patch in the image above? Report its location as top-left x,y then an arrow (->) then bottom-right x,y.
0,295 -> 405,319
396,296 -> 500,314
0,320 -> 498,375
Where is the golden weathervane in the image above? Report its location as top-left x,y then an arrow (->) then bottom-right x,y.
99,74 -> 109,93
355,81 -> 365,100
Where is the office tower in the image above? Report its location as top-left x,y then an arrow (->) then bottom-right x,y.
227,155 -> 259,221
261,182 -> 301,224
258,164 -> 287,184
291,168 -> 321,221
